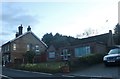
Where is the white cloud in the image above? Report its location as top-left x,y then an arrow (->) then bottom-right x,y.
1,1 -> 119,45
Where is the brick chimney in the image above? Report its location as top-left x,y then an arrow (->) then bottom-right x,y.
15,32 -> 19,38
18,24 -> 23,35
107,30 -> 114,47
27,26 -> 31,32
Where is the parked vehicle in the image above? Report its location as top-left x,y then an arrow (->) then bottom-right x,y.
103,48 -> 120,66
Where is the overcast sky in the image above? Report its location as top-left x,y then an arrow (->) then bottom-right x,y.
0,0 -> 119,46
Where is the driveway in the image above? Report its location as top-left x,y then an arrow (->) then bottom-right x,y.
67,63 -> 120,79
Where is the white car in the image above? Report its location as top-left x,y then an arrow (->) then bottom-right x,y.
103,48 -> 120,66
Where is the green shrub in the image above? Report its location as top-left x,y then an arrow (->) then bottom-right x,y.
78,53 -> 105,66
16,62 -> 65,73
70,53 -> 105,68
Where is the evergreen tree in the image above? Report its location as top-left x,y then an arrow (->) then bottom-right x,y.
42,33 -> 53,46
114,23 -> 120,44
24,51 -> 35,63
42,33 -> 79,48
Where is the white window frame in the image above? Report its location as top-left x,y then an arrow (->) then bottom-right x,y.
35,45 -> 40,52
27,44 -> 30,51
13,43 -> 16,50
49,52 -> 55,58
75,46 -> 91,57
61,49 -> 70,60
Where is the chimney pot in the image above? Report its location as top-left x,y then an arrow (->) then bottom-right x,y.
109,30 -> 112,34
18,24 -> 23,35
15,32 -> 19,38
27,26 -> 31,32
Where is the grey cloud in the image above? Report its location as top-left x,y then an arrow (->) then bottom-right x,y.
1,2 -> 40,46
0,32 -> 10,35
2,13 -> 38,27
2,2 -> 39,32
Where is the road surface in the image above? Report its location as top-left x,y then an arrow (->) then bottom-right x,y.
68,63 -> 120,79
1,63 -> 120,79
2,67 -> 54,79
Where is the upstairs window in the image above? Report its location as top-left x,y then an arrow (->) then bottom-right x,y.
13,43 -> 16,50
35,45 -> 40,55
35,45 -> 39,52
7,45 -> 9,51
5,47 -> 7,52
3,47 -> 5,52
27,44 -> 30,51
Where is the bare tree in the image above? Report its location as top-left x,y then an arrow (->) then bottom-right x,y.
76,28 -> 98,38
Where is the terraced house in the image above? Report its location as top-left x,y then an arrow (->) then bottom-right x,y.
2,25 -> 48,65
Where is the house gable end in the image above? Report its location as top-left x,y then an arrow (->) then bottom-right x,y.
10,31 -> 47,48
47,45 -> 56,52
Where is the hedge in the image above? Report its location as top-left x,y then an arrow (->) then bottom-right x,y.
71,53 -> 106,68
78,53 -> 105,66
14,62 -> 66,73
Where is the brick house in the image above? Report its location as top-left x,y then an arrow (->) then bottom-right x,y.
59,42 -> 107,61
2,25 -> 47,65
47,45 -> 62,62
47,30 -> 115,61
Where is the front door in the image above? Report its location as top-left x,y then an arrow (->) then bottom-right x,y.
63,52 -> 68,60
2,54 -> 10,66
62,49 -> 68,61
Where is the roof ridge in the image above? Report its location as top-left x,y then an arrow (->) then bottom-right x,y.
2,31 -> 48,48
79,33 -> 109,40
10,31 -> 31,42
30,32 -> 48,47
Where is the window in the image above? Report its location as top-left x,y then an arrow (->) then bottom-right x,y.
35,45 -> 39,52
62,49 -> 67,55
2,47 -> 5,52
6,55 -> 9,62
61,49 -> 70,60
5,47 -> 6,52
13,43 -> 16,50
27,44 -> 30,51
49,52 -> 55,58
61,52 -> 63,56
35,45 -> 40,55
108,48 -> 120,54
62,49 -> 70,56
4,45 -> 9,52
7,45 -> 9,51
75,46 -> 90,57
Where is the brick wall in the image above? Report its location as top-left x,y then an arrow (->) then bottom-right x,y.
10,32 -> 47,63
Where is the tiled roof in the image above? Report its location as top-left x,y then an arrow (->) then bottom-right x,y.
71,33 -> 109,46
49,33 -> 110,49
2,31 -> 48,47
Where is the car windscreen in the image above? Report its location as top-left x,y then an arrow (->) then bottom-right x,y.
108,48 -> 120,54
